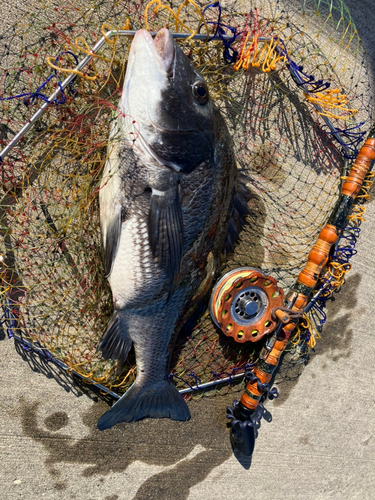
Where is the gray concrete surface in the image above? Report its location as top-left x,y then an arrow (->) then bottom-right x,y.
1,0 -> 375,499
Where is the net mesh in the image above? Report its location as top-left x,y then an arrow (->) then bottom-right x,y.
0,0 -> 372,396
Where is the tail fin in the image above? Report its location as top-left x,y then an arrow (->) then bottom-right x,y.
97,379 -> 190,430
97,310 -> 132,362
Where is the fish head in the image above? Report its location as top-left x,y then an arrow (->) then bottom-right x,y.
120,29 -> 216,173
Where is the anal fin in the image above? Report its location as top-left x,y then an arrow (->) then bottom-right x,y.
97,310 -> 132,363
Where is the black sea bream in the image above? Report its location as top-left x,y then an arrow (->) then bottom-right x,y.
97,28 -> 238,430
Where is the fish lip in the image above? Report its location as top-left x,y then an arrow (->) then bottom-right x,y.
154,28 -> 175,77
133,28 -> 175,76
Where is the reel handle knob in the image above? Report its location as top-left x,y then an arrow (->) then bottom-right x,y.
273,308 -> 291,324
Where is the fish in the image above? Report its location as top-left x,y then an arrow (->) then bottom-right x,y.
97,28 -> 241,430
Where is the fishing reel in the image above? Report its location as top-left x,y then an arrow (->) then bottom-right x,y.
209,267 -> 285,342
209,267 -> 288,457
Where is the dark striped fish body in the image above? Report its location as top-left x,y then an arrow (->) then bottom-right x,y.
97,29 -> 237,430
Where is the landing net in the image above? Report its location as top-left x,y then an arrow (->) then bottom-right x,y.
0,0 -> 372,397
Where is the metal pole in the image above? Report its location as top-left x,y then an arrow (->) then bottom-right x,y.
178,371 -> 245,394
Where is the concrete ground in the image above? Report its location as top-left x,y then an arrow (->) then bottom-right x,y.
1,0 -> 374,499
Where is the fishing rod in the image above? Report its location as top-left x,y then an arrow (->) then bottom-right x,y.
219,122 -> 375,456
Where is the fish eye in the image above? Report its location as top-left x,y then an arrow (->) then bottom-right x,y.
192,81 -> 209,105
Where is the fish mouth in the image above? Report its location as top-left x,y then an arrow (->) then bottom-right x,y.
154,29 -> 175,76
133,28 -> 175,76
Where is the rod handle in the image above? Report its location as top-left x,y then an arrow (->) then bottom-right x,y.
342,138 -> 375,197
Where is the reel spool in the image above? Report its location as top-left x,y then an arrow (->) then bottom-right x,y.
209,268 -> 284,343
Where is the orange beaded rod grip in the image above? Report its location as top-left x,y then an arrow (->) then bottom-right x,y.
278,225 -> 340,333
240,337 -> 289,410
342,137 -> 375,198
287,135 -> 375,312
297,223 -> 340,289
296,135 -> 375,291
238,222 -> 338,412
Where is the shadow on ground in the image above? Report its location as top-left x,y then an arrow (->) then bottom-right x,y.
19,389 -> 237,499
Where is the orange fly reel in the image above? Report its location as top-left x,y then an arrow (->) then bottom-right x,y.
209,268 -> 284,343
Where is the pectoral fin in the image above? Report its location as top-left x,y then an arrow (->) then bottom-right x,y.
148,186 -> 183,296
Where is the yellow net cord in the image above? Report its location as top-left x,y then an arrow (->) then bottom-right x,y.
144,0 -> 209,39
233,33 -> 287,72
304,88 -> 358,120
290,313 -> 321,349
